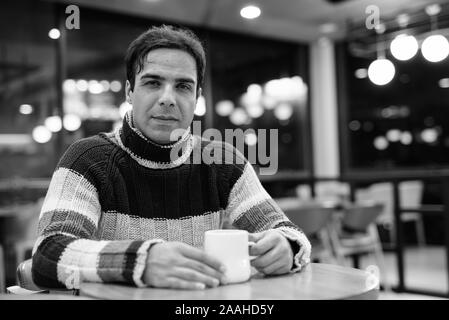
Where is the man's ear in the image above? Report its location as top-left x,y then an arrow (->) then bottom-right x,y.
125,80 -> 133,104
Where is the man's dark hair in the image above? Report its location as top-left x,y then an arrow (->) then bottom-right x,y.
125,24 -> 206,94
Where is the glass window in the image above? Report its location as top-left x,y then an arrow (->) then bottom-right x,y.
209,31 -> 310,174
0,0 -> 58,180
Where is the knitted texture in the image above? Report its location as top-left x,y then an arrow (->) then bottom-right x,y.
31,112 -> 311,289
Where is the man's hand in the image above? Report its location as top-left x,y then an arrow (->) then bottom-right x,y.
249,230 -> 294,275
143,242 -> 227,290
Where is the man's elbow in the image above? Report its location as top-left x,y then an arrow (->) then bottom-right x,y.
30,244 -> 66,289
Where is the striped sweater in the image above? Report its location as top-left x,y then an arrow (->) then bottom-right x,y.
31,112 -> 311,289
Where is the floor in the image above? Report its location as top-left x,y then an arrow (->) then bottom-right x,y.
354,245 -> 448,300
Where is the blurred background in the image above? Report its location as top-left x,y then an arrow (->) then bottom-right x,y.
1,0 -> 449,299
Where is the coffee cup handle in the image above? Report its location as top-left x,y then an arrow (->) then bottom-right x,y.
248,241 -> 257,260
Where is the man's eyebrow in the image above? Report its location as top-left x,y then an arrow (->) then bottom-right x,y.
139,74 -> 164,81
139,73 -> 195,84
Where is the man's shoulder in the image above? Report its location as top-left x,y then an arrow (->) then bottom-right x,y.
67,134 -> 113,153
59,134 -> 115,167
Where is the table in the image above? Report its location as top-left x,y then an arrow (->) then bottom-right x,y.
80,263 -> 379,300
0,293 -> 92,300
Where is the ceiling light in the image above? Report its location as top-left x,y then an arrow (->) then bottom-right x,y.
354,68 -> 368,79
32,126 -> 52,143
240,5 -> 261,19
194,96 -> 206,116
396,14 -> 410,28
368,59 -> 395,86
230,108 -> 249,126
19,104 -> 33,115
386,129 -> 401,142
373,136 -> 389,150
425,4 -> 441,16
349,120 -> 361,131
76,79 -> 88,92
400,131 -> 413,145
110,80 -> 122,92
63,114 -> 82,131
48,28 -> 60,39
274,103 -> 293,121
245,103 -> 264,118
100,80 -> 110,91
390,34 -> 418,61
244,132 -> 258,146
421,35 -> 449,63
88,80 -> 103,94
439,78 -> 449,88
215,100 -> 234,117
421,128 -> 438,143
63,79 -> 77,93
44,116 -> 63,133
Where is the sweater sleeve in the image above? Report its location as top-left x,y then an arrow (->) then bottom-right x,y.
225,159 -> 311,272
31,138 -> 162,289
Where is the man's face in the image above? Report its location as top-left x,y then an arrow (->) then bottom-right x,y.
126,48 -> 199,144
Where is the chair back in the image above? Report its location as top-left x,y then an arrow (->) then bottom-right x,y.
342,202 -> 384,231
399,180 -> 423,208
315,181 -> 350,202
16,259 -> 41,291
355,181 -> 424,225
276,198 -> 334,236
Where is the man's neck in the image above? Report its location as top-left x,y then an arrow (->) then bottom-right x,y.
127,111 -> 190,148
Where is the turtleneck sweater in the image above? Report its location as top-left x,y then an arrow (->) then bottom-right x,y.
31,112 -> 311,289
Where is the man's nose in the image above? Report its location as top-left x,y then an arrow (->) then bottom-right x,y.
158,84 -> 176,107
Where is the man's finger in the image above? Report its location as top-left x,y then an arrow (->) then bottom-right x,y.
251,246 -> 279,269
250,233 -> 278,256
165,277 -> 207,290
261,260 -> 289,275
270,263 -> 291,275
181,245 -> 226,273
174,267 -> 221,288
248,232 -> 264,243
184,259 -> 226,283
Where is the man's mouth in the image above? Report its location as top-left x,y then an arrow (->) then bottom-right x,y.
152,115 -> 178,121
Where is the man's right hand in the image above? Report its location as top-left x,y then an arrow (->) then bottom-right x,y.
143,242 -> 227,289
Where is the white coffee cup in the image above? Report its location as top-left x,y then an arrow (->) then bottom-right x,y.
204,229 -> 255,284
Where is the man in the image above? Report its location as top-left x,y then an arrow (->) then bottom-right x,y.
31,25 -> 311,290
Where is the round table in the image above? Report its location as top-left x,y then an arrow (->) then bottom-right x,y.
80,263 -> 379,300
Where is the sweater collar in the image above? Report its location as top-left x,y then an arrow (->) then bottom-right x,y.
115,111 -> 193,168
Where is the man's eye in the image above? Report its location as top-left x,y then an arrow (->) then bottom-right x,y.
144,80 -> 160,87
177,83 -> 192,91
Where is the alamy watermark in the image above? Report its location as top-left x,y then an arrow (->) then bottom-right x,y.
365,5 -> 381,30
65,5 -> 80,30
169,121 -> 279,176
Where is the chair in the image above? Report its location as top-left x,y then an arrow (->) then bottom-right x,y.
6,259 -> 44,294
276,197 -> 337,264
13,198 -> 43,267
328,201 -> 390,291
356,181 -> 425,246
0,245 -> 5,293
7,259 -> 76,295
5,198 -> 76,296
314,181 -> 350,203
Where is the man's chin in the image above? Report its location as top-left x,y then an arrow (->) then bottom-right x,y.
144,128 -> 186,145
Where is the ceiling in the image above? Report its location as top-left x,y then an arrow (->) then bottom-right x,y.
49,0 -> 448,43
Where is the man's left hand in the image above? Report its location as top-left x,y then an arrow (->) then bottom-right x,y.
249,230 -> 294,275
